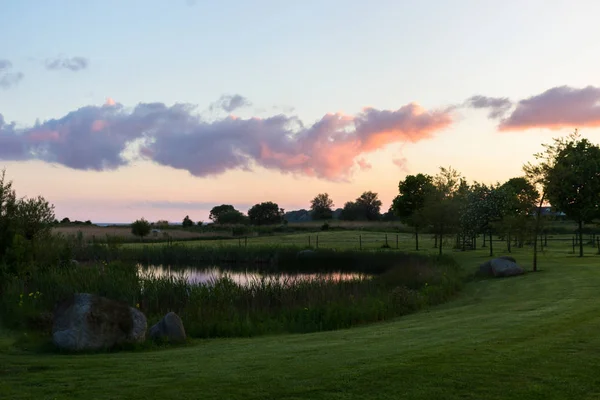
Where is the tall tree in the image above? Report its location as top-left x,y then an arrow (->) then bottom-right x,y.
391,173 -> 433,250
0,170 -> 17,261
209,204 -> 235,223
356,191 -> 382,221
248,202 -> 284,225
422,167 -> 465,255
523,130 -> 593,269
498,177 -> 540,251
310,193 -> 335,220
544,134 -> 600,257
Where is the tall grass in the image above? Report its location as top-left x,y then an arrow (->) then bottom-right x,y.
0,252 -> 463,339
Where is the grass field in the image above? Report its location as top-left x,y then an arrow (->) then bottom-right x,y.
53,225 -> 226,242
2,241 -> 600,399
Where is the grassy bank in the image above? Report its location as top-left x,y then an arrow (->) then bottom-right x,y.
0,251 -> 462,339
1,246 -> 599,399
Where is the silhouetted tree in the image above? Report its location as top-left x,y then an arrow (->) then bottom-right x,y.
182,215 -> 194,228
248,202 -> 284,225
209,204 -> 236,223
310,193 -> 334,220
391,174 -> 433,250
131,218 -> 151,241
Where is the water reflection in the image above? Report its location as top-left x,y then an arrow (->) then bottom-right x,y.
138,264 -> 371,287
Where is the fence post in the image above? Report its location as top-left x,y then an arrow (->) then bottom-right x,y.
385,234 -> 388,247
238,237 -> 241,247
308,236 -> 311,247
396,234 -> 399,249
245,236 -> 247,248
572,236 -> 576,254
482,233 -> 486,248
359,235 -> 362,250
597,237 -> 599,255
316,235 -> 319,249
545,233 -> 548,246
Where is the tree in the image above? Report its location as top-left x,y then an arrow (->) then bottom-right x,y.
131,218 -> 151,241
523,130 -> 589,269
217,210 -> 249,224
182,215 -> 194,228
339,201 -> 363,221
543,133 -> 600,257
209,204 -> 235,223
60,217 -> 70,224
310,193 -> 334,220
391,174 -> 433,250
498,177 -> 540,251
0,170 -> 17,260
422,167 -> 465,255
248,202 -> 284,225
16,196 -> 55,242
356,191 -> 382,221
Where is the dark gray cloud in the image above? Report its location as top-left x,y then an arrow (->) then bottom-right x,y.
0,99 -> 453,179
0,59 -> 24,89
499,85 -> 600,131
466,95 -> 512,119
45,56 -> 89,71
210,94 -> 252,113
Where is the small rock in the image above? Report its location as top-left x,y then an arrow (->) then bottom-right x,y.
297,249 -> 317,259
149,312 -> 186,343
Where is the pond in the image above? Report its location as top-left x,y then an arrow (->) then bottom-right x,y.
138,264 -> 372,287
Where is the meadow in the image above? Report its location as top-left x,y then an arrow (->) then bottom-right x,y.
2,241 -> 600,399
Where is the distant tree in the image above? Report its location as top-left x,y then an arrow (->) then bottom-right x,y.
391,174 -> 434,250
339,201 -> 363,221
60,217 -> 70,224
182,215 -> 194,228
209,204 -> 236,223
155,220 -> 170,229
248,202 -> 284,225
85,220 -> 92,225
498,177 -> 540,251
356,191 -> 382,221
310,193 -> 334,220
542,132 -> 600,257
131,218 -> 151,241
197,220 -> 203,226
218,210 -> 249,225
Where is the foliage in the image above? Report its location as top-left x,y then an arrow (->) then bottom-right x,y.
209,205 -> 236,223
340,191 -> 382,221
15,196 -> 55,241
131,218 -> 151,240
310,193 -> 334,220
182,215 -> 194,228
391,174 -> 433,249
248,201 -> 284,225
422,167 -> 466,254
218,209 -> 250,225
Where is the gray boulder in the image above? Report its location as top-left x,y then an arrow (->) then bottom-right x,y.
52,293 -> 146,351
149,312 -> 186,343
477,256 -> 523,278
491,258 -> 524,277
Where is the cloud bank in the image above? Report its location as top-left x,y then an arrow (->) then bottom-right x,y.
0,99 -> 453,180
0,59 -> 24,89
45,56 -> 89,71
499,85 -> 600,131
466,95 -> 512,119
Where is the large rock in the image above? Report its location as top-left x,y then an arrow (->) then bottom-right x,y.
491,258 -> 524,277
52,293 -> 146,351
296,249 -> 317,259
477,256 -> 523,278
149,312 -> 186,343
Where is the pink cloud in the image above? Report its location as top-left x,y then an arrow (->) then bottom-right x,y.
499,86 -> 600,131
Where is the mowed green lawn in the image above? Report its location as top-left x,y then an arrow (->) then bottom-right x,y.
3,242 -> 600,399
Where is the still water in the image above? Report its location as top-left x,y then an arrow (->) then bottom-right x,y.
138,264 -> 371,287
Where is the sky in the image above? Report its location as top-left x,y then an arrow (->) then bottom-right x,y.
1,0 -> 600,223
